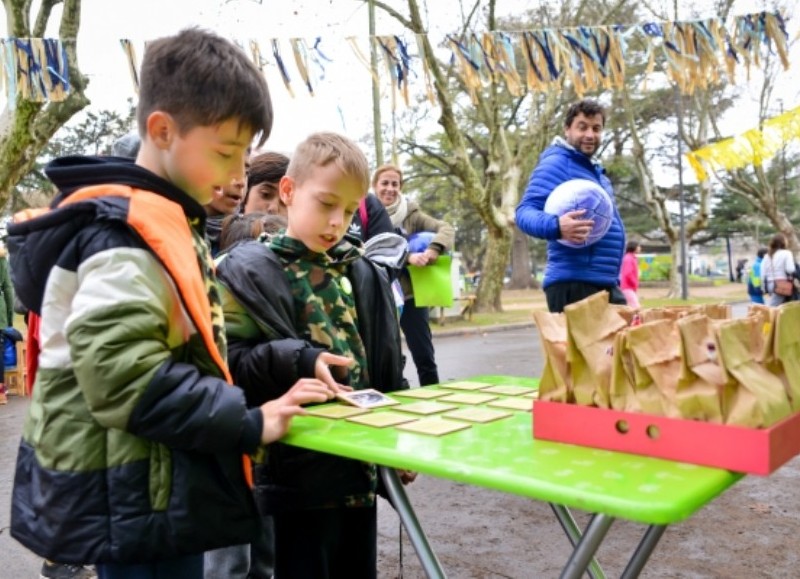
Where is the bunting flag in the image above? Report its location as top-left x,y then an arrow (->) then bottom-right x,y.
120,39 -> 139,93
685,105 -> 800,181
0,38 -> 70,105
115,10 -> 791,106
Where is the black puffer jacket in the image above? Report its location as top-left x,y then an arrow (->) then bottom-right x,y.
216,239 -> 404,511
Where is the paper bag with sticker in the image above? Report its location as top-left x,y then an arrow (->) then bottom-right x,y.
717,317 -> 792,428
532,310 -> 571,403
674,314 -> 729,423
774,302 -> 800,410
626,318 -> 682,417
563,291 -> 629,408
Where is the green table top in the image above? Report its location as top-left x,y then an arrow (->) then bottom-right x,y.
282,375 -> 742,525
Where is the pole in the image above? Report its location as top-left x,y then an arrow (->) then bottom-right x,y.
368,0 -> 384,166
676,86 -> 689,300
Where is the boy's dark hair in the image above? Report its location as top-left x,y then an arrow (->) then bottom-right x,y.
242,151 -> 290,207
564,99 -> 606,128
138,28 -> 273,147
219,212 -> 287,251
757,248 -> 768,259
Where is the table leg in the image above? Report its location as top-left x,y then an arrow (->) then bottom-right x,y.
620,525 -> 667,579
379,466 -> 446,579
550,504 -> 606,579
559,513 -> 614,579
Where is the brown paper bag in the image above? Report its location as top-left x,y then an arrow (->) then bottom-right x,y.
774,302 -> 800,410
675,314 -> 728,423
717,318 -> 792,428
638,306 -> 694,323
625,319 -> 683,417
609,329 -> 642,412
690,304 -> 732,320
563,291 -> 629,408
532,310 -> 571,403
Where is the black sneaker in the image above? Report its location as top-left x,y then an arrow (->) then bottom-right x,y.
40,560 -> 97,579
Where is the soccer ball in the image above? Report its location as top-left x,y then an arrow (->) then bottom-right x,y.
407,231 -> 436,253
543,179 -> 614,248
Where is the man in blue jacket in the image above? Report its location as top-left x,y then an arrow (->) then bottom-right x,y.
516,99 -> 626,312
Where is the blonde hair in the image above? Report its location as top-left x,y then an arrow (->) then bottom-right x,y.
372,164 -> 404,188
287,132 -> 369,192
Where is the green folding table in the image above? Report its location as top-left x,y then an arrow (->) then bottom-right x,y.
281,375 -> 742,578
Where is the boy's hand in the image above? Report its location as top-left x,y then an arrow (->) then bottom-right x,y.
398,469 -> 418,485
315,352 -> 354,393
259,378 -> 334,444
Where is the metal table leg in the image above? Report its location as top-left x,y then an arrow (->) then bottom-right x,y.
379,466 -> 447,579
620,525 -> 667,579
550,504 -> 607,579
559,513 -> 614,579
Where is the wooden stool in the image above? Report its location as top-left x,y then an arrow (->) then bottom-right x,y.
4,342 -> 28,396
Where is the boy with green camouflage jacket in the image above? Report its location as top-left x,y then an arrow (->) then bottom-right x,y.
216,132 -> 405,578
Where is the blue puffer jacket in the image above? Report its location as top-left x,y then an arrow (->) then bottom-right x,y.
515,139 -> 625,289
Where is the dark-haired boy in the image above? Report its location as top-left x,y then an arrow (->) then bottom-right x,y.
8,28 -> 335,579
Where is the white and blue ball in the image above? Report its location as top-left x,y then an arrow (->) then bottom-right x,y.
543,179 -> 614,248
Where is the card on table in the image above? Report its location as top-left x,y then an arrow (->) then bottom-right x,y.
306,405 -> 370,419
439,392 -> 499,405
396,417 -> 472,436
487,397 -> 534,411
395,401 -> 458,415
438,381 -> 492,391
346,411 -> 419,428
392,388 -> 450,400
479,384 -> 536,396
443,407 -> 513,423
336,389 -> 399,409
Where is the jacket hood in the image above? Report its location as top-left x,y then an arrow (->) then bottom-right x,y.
9,156 -> 207,314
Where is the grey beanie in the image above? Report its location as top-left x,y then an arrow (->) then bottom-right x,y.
112,132 -> 141,158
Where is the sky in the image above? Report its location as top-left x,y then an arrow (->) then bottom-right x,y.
2,0 -> 796,164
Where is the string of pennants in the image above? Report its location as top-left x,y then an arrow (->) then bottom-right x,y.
686,104 -> 800,182
0,38 -> 70,107
117,11 -> 788,106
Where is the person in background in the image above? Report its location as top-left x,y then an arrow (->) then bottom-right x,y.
206,173 -> 247,256
747,248 -> 768,304
8,28 -> 335,579
761,233 -> 796,307
346,191 -> 394,242
0,241 -> 14,405
374,164 -> 454,387
620,240 -> 641,309
241,151 -> 289,215
515,99 -> 626,313
219,212 -> 287,253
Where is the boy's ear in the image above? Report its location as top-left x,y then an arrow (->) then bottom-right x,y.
278,175 -> 295,206
146,111 -> 178,150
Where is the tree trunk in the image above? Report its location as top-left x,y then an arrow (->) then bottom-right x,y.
508,225 -> 533,289
475,226 -> 511,312
667,241 -> 683,298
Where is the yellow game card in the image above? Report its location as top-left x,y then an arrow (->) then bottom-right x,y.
487,397 -> 533,411
395,401 -> 458,415
392,388 -> 450,400
347,411 -> 418,428
443,407 -> 513,423
479,385 -> 536,396
439,392 -> 499,405
439,381 -> 492,391
306,405 -> 369,419
396,418 -> 471,436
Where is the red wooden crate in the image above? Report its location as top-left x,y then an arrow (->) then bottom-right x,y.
533,400 -> 800,475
